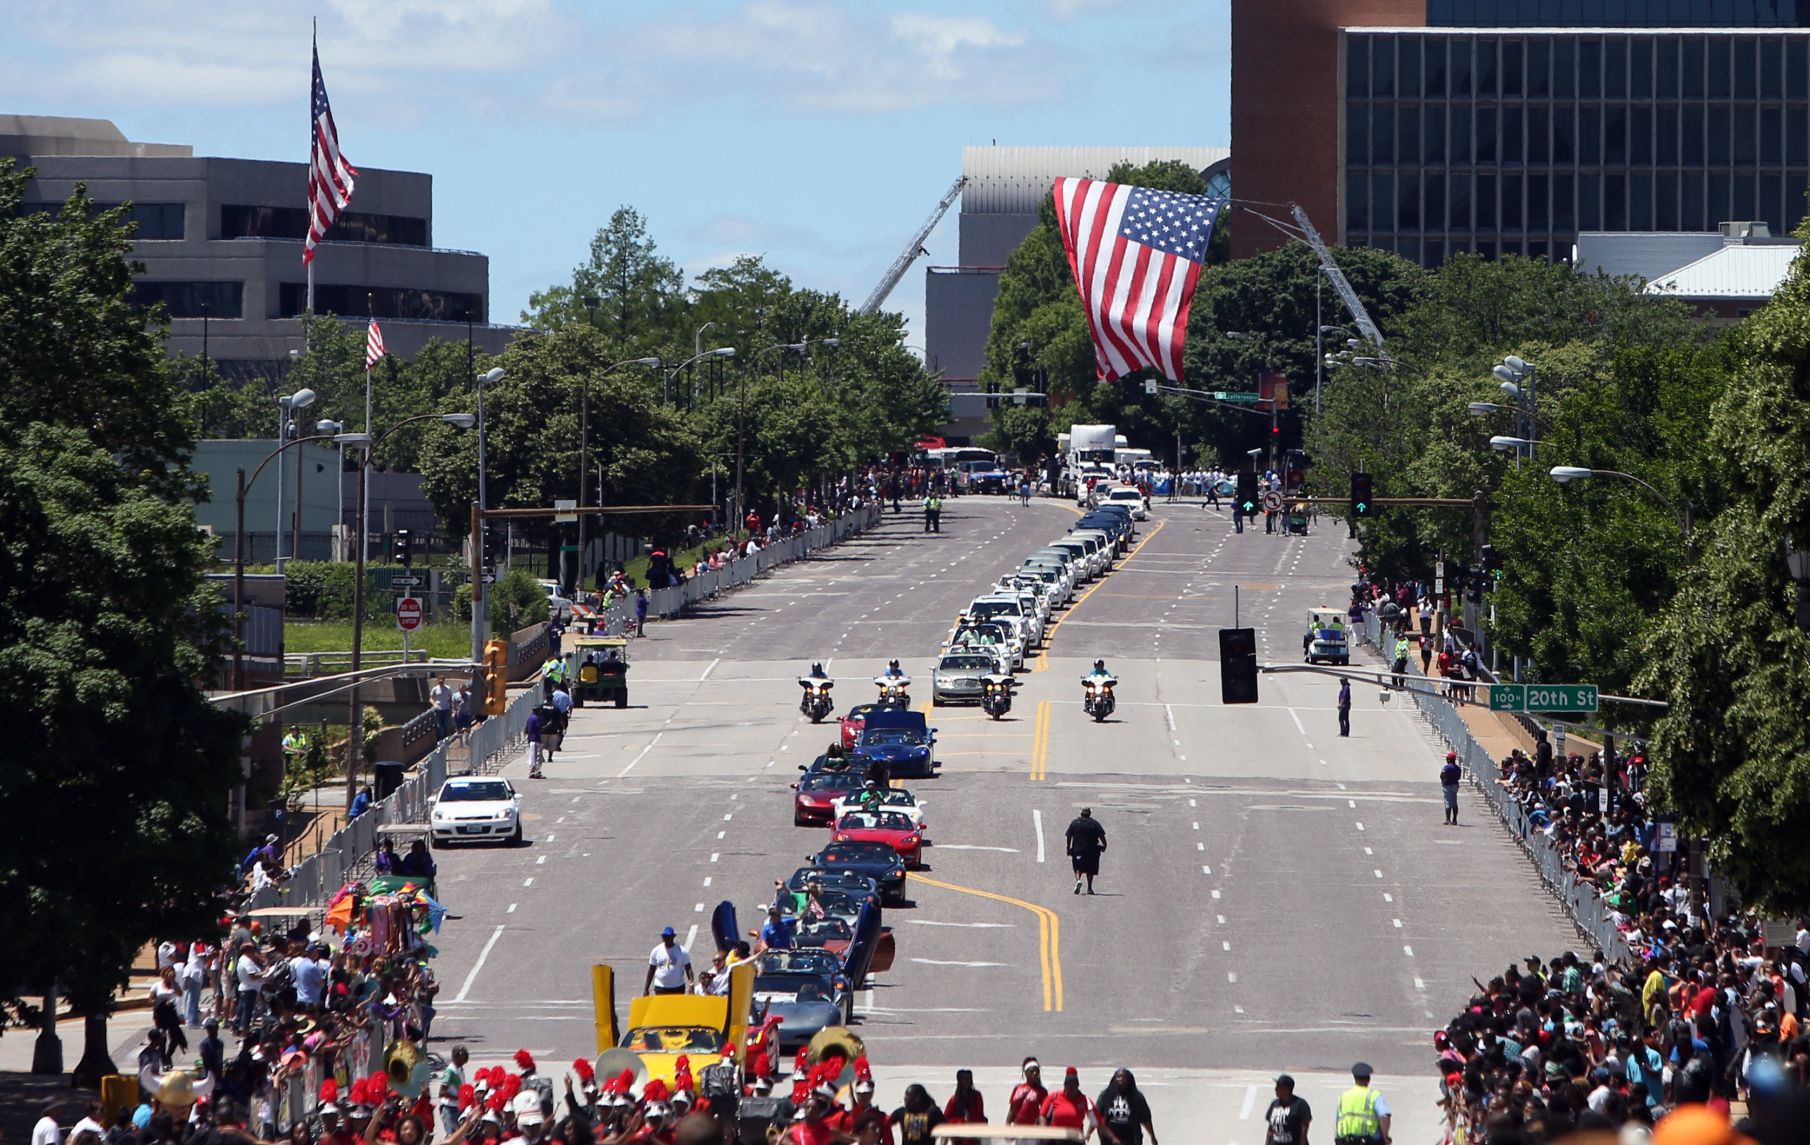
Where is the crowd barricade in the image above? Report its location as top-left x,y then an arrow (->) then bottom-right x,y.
1354,609 -> 1632,964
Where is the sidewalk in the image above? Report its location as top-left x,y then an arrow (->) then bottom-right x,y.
0,1008 -> 156,1137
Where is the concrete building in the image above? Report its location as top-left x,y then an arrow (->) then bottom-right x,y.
1231,1 -> 1810,265
924,145 -> 1230,443
2,114 -> 516,373
1574,219 -> 1800,319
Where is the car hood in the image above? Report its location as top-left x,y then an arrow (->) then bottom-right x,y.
434,800 -> 514,816
757,998 -> 842,1037
856,743 -> 928,762
835,827 -> 918,846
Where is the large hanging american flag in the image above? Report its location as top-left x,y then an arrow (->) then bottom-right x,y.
1053,176 -> 1224,382
365,318 -> 386,369
305,37 -> 357,266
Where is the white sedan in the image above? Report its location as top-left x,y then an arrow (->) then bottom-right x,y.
429,777 -> 522,846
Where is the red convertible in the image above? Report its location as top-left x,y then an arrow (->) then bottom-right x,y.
838,702 -> 882,751
830,809 -> 924,868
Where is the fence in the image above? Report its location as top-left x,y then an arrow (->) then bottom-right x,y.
244,684 -> 537,910
1354,611 -> 1632,964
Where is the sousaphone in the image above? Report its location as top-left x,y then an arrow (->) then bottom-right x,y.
384,1039 -> 433,1098
804,1026 -> 863,1090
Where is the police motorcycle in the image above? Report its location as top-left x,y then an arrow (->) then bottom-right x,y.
1081,659 -> 1117,722
798,662 -> 835,723
980,674 -> 1016,721
873,659 -> 912,711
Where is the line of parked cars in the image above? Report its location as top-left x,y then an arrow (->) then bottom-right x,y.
929,500 -> 1138,704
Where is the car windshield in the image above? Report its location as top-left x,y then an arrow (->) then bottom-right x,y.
820,842 -> 897,865
838,811 -> 914,832
939,655 -> 994,670
754,975 -> 830,1002
440,781 -> 511,802
620,1027 -> 724,1053
844,704 -> 879,719
969,602 -> 1015,618
800,774 -> 862,792
861,729 -> 923,746
796,917 -> 853,942
760,950 -> 840,976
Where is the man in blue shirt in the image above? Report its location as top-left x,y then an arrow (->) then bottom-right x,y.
754,901 -> 797,954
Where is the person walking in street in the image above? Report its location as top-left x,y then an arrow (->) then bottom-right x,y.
1418,597 -> 1433,636
1065,807 -> 1107,895
1098,1068 -> 1156,1145
1440,751 -> 1462,826
634,588 -> 649,637
1390,635 -> 1410,690
525,706 -> 544,779
1418,634 -> 1433,678
1262,1075 -> 1310,1145
1337,679 -> 1352,738
1007,1060 -> 1048,1131
1039,1068 -> 1102,1139
1333,1063 -> 1390,1145
644,926 -> 694,995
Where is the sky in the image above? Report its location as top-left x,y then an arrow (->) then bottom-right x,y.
0,0 -> 1231,343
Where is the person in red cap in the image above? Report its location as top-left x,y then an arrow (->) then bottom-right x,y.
1039,1068 -> 1102,1139
1439,751 -> 1462,825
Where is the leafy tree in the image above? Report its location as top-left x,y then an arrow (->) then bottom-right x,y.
0,161 -> 243,1077
524,206 -> 686,346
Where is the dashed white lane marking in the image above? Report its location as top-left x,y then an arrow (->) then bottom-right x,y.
617,731 -> 663,778
710,853 -> 720,863
1384,893 -> 1394,903
1393,918 -> 1403,928
1414,977 -> 1426,990
535,855 -> 546,865
703,877 -> 712,887
1347,799 -> 1357,808
1032,809 -> 1045,863
1227,972 -> 1238,983
1355,822 -> 1365,831
699,658 -> 721,680
506,903 -> 517,914
717,830 -> 726,840
1364,847 -> 1373,855
723,813 -> 734,821
1235,1004 -> 1246,1014
545,833 -> 555,842
694,902 -> 705,912
1287,708 -> 1306,734
523,877 -> 534,887
1198,843 -> 1205,852
1239,1084 -> 1257,1119
1374,869 -> 1384,878
1192,822 -> 1200,830
1188,798 -> 1197,807
1217,915 -> 1226,924
1211,889 -> 1222,899
453,925 -> 506,1003
1222,941 -> 1232,952
1404,945 -> 1415,957
685,923 -> 699,950
1164,704 -> 1177,732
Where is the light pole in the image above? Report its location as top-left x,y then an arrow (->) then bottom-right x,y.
273,387 -> 316,572
1548,466 -> 1694,548
665,346 -> 735,407
472,366 -> 506,664
576,356 -> 661,592
234,430 -> 362,689
1494,356 -> 1537,468
315,419 -> 345,560
337,412 -> 476,809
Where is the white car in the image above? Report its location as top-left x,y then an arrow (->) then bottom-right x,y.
1030,546 -> 1086,586
1049,537 -> 1105,580
429,777 -> 522,846
1104,485 -> 1150,520
831,788 -> 926,829
536,580 -> 575,624
932,652 -> 1002,704
969,595 -> 1041,646
1016,564 -> 1072,607
1021,558 -> 1075,601
949,622 -> 1021,671
1070,530 -> 1114,569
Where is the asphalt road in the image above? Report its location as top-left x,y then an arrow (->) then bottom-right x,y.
424,495 -> 1577,1138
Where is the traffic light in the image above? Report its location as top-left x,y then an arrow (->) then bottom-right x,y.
1481,544 -> 1503,572
1350,473 -> 1374,518
986,378 -> 999,410
1235,471 -> 1260,515
393,528 -> 413,567
482,639 -> 509,716
1218,627 -> 1260,705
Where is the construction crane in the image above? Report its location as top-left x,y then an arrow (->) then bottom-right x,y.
859,175 -> 968,315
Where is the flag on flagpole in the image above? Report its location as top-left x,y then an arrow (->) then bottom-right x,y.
305,35 -> 357,266
1052,176 -> 1223,382
365,318 -> 386,369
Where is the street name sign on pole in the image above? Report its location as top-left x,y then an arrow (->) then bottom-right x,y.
554,498 -> 578,523
391,575 -> 423,588
1488,683 -> 1599,713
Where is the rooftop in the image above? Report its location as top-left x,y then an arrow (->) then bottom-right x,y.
0,114 -> 191,158
960,145 -> 1230,214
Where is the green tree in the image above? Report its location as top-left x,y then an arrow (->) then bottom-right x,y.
0,162 -> 244,1077
524,206 -> 686,346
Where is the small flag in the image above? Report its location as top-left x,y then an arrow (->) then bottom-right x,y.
305,35 -> 357,265
1053,176 -> 1224,382
365,318 -> 386,369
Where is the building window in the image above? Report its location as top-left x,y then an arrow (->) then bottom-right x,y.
1529,172 -> 1549,230
1554,105 -> 1576,163
1401,102 -> 1422,160
1606,105 -> 1628,164
1789,107 -> 1808,166
1631,172 -> 1653,229
1426,172 -> 1447,231
1630,36 -> 1653,98
1632,106 -> 1654,165
1452,104 -> 1474,162
1478,173 -> 1498,230
1504,172 -> 1524,229
1554,171 -> 1575,230
1399,172 -> 1421,229
1375,105 -> 1396,164
221,205 -> 428,247
23,200 -> 185,239
1348,37 -> 1369,98
1658,107 -> 1679,166
1709,107 -> 1732,165
1682,36 -> 1704,99
1579,37 -> 1602,97
1426,105 -> 1447,163
1682,171 -> 1706,230
1426,38 -> 1448,96
1401,35 -> 1422,96
1528,38 -> 1550,96
1709,172 -> 1731,221
1451,173 -> 1473,229
132,280 -> 243,318
1530,106 -> 1551,163
1372,172 -> 1396,231
1349,103 -> 1370,165
1709,35 -> 1732,97
1505,106 -> 1525,164
1736,107 -> 1759,164
1555,38 -> 1575,97
1452,37 -> 1474,95
1605,173 -> 1626,229
1373,37 -> 1395,96
1791,37 -> 1810,99
1735,172 -> 1758,219
1763,107 -> 1785,165
1478,106 -> 1499,163
1763,37 -> 1784,98
1579,171 -> 1602,230
1605,36 -> 1627,97
1478,37 -> 1499,95
1736,38 -> 1758,99
1581,105 -> 1602,163
1347,172 -> 1370,231
276,283 -> 484,322
1656,171 -> 1679,229
1504,39 -> 1525,96
1684,106 -> 1706,165
1656,36 -> 1679,99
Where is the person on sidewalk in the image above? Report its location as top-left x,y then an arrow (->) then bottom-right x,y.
1440,751 -> 1463,826
1391,635 -> 1411,690
634,589 -> 649,637
525,706 -> 544,779
1337,679 -> 1352,738
1065,808 -> 1107,895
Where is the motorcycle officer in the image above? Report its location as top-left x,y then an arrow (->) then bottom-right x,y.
1083,659 -> 1116,684
881,659 -> 906,679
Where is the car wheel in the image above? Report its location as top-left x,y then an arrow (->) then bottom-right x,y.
616,692 -> 628,708
510,823 -> 524,845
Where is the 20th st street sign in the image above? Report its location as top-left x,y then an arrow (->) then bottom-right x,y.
1489,683 -> 1599,713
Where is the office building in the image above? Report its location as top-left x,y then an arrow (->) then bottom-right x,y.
1231,1 -> 1810,266
3,114 -> 516,373
925,145 -> 1229,442
1574,218 -> 1799,318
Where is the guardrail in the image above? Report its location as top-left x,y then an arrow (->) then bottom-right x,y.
285,647 -> 431,679
1354,610 -> 1632,963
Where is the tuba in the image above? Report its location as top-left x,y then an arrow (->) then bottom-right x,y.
384,1039 -> 432,1098
804,1027 -> 864,1091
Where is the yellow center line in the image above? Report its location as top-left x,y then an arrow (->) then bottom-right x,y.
908,871 -> 1064,1012
1033,518 -> 1167,672
1029,700 -> 1051,781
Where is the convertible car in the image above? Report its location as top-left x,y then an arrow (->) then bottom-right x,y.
831,809 -> 924,868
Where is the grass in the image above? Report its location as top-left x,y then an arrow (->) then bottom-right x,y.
285,619 -> 473,660
608,537 -> 732,591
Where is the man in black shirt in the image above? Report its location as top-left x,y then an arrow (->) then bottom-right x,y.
1262,1075 -> 1310,1145
1065,808 -> 1107,895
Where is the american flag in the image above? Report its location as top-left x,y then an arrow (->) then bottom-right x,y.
365,318 -> 386,369
305,38 -> 357,266
1053,177 -> 1224,382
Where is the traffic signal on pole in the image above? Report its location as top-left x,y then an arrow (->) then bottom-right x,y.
483,639 -> 509,716
393,528 -> 413,567
1481,544 -> 1503,572
1218,627 -> 1260,705
1350,473 -> 1374,518
1235,471 -> 1260,515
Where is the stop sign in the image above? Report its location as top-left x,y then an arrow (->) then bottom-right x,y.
396,596 -> 423,631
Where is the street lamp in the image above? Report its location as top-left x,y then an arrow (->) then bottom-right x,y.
1548,466 -> 1694,547
273,387 -> 316,572
576,357 -> 663,592
316,419 -> 346,560
665,346 -> 734,406
472,366 -> 506,663
1489,435 -> 1542,452
344,412 -> 474,809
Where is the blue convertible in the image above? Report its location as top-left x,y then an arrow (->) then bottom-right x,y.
852,710 -> 939,779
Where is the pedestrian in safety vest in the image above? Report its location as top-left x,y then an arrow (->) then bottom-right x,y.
925,495 -> 943,534
1333,1062 -> 1389,1145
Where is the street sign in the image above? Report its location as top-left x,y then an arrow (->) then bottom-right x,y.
1214,391 -> 1263,403
482,574 -> 497,584
1487,683 -> 1599,713
1261,490 -> 1284,512
396,596 -> 422,631
1654,822 -> 1677,854
554,498 -> 578,523
390,575 -> 423,587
